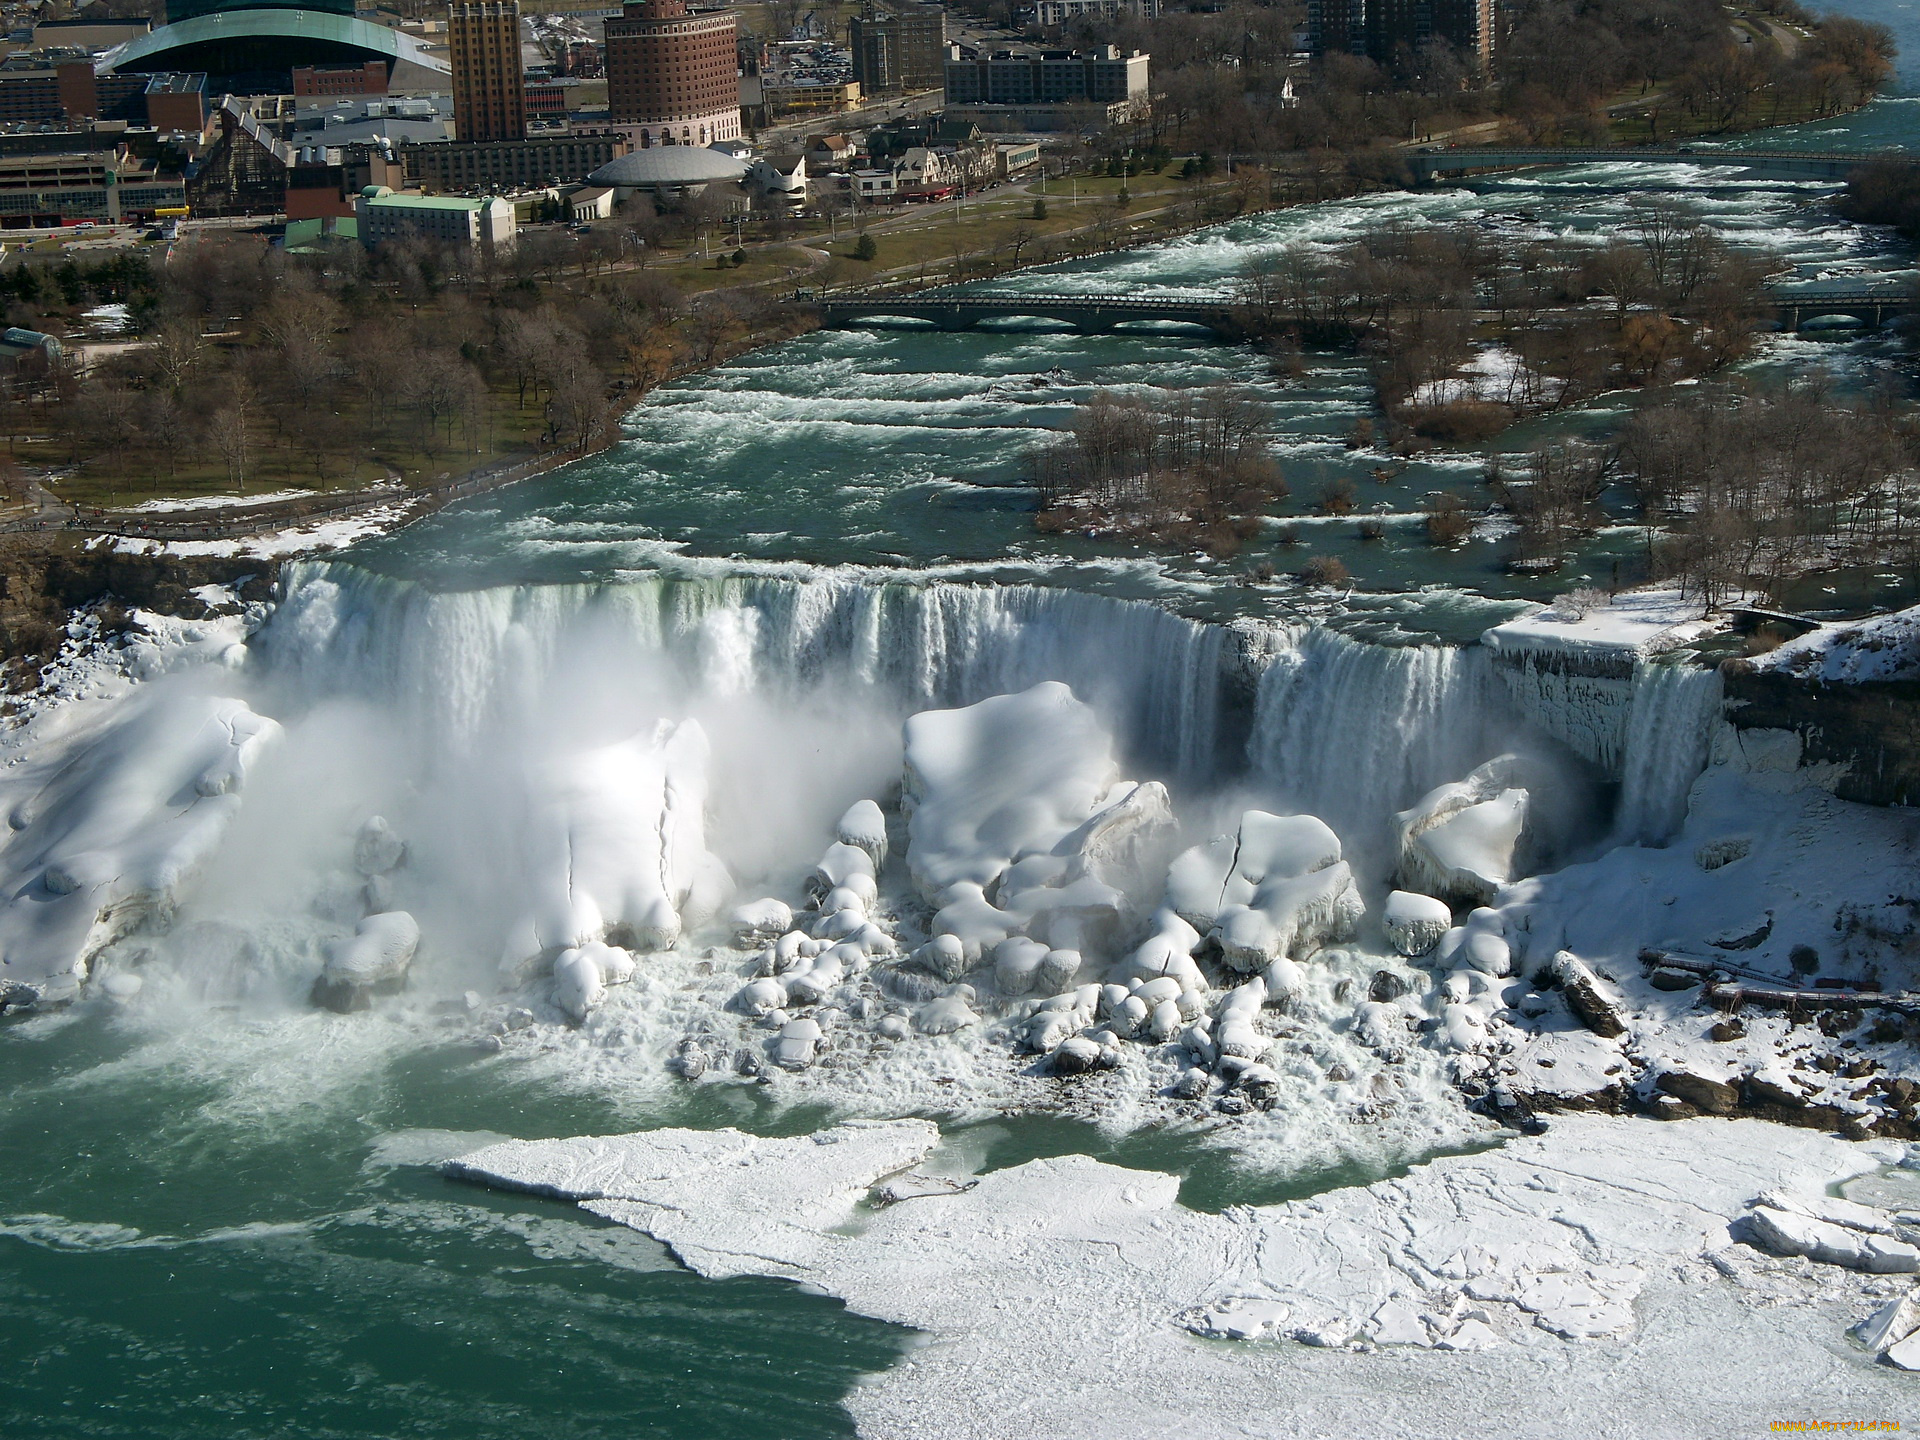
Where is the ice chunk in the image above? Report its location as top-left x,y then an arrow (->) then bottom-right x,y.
1746,1203 -> 1920,1273
1855,1288 -> 1920,1354
902,683 -> 1117,902
1384,890 -> 1453,957
1394,755 -> 1531,906
1368,1299 -> 1433,1347
1183,1297 -> 1292,1340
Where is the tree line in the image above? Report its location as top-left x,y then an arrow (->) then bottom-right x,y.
1001,0 -> 1893,166
1232,204 -> 1773,445
0,231 -> 801,499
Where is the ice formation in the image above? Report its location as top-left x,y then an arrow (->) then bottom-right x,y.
1394,754 -> 1531,906
0,691 -> 280,997
901,681 -> 1119,902
312,909 -> 421,1012
448,1114 -> 1916,1438
1165,810 -> 1363,970
505,719 -> 723,976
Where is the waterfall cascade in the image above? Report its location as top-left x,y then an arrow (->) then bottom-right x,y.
263,561 -> 1721,848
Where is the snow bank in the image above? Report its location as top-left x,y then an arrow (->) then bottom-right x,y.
1758,603 -> 1920,685
449,1114 -> 1912,1440
0,691 -> 279,993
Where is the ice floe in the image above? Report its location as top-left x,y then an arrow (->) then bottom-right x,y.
448,1113 -> 1920,1438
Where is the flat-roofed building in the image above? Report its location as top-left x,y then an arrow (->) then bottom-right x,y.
354,184 -> 516,252
292,61 -> 389,97
847,5 -> 945,93
0,146 -> 185,225
942,44 -> 1148,108
401,132 -> 631,191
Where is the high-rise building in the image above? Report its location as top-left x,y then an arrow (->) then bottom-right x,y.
450,0 -> 526,144
1307,0 -> 1492,68
848,5 -> 947,94
604,0 -> 741,149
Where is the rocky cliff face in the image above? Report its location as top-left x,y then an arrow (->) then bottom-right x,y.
1723,661 -> 1920,807
0,533 -> 277,689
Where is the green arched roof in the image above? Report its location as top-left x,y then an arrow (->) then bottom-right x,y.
97,9 -> 449,75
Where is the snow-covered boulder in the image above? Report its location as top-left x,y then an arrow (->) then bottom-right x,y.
729,898 -> 793,946
901,683 -> 1117,903
1166,811 -> 1363,972
835,799 -> 889,870
1394,754 -> 1531,907
1384,890 -> 1453,957
1115,907 -> 1205,989
0,692 -> 281,991
313,910 -> 420,1012
1047,780 -> 1177,893
507,720 -> 717,964
773,1016 -> 823,1069
549,940 -> 637,1023
353,816 -> 406,876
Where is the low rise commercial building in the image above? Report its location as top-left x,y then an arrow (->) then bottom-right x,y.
0,144 -> 185,225
353,185 -> 516,252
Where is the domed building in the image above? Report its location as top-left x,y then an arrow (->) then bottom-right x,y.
98,0 -> 449,96
586,143 -> 748,199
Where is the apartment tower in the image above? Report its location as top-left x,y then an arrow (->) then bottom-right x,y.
450,0 -> 526,143
848,4 -> 947,94
604,0 -> 741,148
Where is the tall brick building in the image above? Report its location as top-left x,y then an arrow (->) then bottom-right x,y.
604,0 -> 740,149
450,0 -> 526,144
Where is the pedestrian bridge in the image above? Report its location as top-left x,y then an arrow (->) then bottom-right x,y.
1772,289 -> 1918,329
1408,146 -> 1903,184
811,293 -> 1239,335
810,287 -> 1916,335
